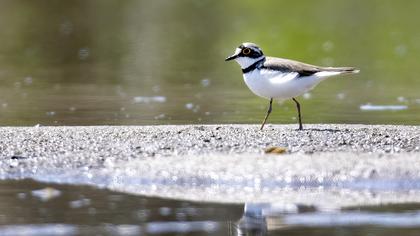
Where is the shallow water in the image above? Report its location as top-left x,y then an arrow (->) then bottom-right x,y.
1,179 -> 420,236
0,0 -> 419,126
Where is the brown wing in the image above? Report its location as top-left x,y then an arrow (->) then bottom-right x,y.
263,57 -> 358,76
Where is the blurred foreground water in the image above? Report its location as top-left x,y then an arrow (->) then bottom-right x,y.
0,0 -> 419,126
1,180 -> 420,236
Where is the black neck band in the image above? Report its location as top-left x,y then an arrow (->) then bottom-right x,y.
242,57 -> 265,73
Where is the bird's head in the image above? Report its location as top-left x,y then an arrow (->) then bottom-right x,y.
225,42 -> 265,69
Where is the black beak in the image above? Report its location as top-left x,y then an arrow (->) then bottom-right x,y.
225,54 -> 238,61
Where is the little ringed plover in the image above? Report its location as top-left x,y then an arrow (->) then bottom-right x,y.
225,42 -> 359,130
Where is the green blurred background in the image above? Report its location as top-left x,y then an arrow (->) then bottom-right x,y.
0,0 -> 419,126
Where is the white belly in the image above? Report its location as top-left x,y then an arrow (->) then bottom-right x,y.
243,69 -> 324,100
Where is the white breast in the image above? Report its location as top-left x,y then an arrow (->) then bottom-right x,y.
243,69 -> 324,100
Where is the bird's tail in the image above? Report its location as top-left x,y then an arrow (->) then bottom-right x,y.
314,66 -> 359,78
323,67 -> 360,74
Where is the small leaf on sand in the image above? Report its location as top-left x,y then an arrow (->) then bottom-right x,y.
264,146 -> 287,154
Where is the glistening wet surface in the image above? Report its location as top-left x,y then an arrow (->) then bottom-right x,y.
0,124 -> 418,235
1,179 -> 420,236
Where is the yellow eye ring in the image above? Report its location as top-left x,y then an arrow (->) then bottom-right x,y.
242,48 -> 251,55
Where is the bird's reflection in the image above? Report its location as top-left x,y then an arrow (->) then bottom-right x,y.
235,203 -> 268,236
232,202 -> 316,235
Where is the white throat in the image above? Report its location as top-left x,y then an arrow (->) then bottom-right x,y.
235,56 -> 265,69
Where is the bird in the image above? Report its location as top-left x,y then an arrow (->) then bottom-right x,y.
225,42 -> 359,130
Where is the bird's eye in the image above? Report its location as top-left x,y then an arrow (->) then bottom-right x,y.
242,48 -> 251,55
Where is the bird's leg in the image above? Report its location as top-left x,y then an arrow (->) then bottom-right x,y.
292,98 -> 303,130
260,98 -> 273,130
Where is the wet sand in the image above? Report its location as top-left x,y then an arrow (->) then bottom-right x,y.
0,124 -> 418,208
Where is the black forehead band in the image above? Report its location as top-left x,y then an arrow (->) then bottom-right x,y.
240,44 -> 261,52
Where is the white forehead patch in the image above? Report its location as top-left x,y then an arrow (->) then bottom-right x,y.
242,42 -> 260,48
235,47 -> 242,55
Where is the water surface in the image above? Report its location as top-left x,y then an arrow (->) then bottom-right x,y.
0,0 -> 419,126
2,180 -> 420,236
